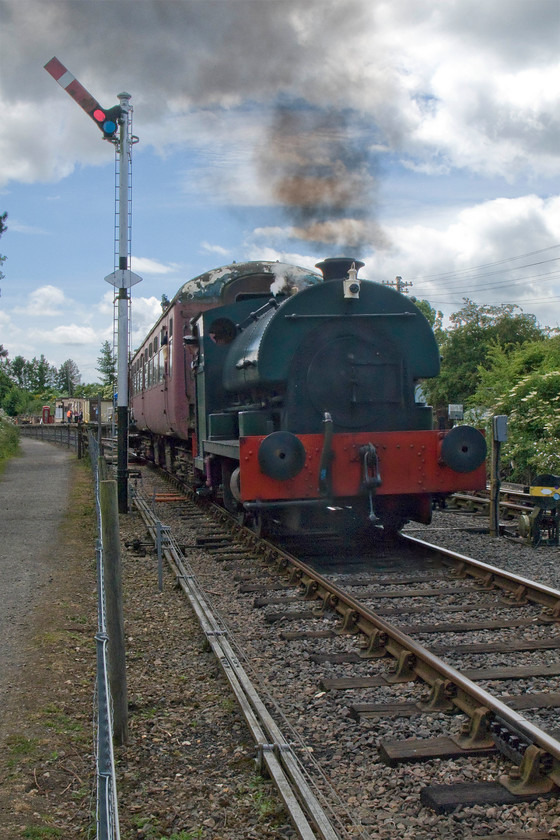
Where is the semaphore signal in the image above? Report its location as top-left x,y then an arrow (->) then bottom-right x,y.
44,56 -> 141,514
44,56 -> 122,140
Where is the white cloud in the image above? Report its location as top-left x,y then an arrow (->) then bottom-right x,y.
15,285 -> 67,316
1,1 -> 557,192
130,296 -> 165,347
365,194 -> 560,324
4,219 -> 49,235
130,256 -> 180,275
200,241 -> 231,257
28,323 -> 99,346
1,0 -> 559,377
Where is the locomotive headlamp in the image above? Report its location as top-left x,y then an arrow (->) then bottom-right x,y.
343,263 -> 361,299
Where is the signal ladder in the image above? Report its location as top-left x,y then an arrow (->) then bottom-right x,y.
111,105 -> 138,436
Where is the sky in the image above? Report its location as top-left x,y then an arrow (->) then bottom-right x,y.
0,0 -> 559,383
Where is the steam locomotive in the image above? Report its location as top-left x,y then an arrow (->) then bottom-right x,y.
130,257 -> 487,534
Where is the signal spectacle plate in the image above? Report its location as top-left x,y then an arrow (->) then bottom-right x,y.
440,426 -> 487,473
258,431 -> 306,480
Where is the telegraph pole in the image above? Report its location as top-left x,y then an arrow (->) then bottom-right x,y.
44,58 -> 142,512
383,275 -> 413,294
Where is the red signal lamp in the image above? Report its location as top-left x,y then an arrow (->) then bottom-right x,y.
91,104 -> 122,139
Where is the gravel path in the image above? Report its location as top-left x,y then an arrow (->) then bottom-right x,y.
0,437 -> 73,736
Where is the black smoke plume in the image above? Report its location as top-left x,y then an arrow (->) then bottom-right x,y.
256,101 -> 388,256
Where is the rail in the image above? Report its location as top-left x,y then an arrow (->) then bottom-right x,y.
132,485 -> 346,840
254,532 -> 560,793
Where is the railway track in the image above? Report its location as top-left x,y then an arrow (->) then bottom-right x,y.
129,465 -> 560,839
448,485 -> 531,516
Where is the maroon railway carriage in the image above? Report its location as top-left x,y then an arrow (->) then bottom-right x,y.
129,261 -> 321,479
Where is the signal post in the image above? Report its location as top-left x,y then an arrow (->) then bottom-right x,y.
45,59 -> 141,512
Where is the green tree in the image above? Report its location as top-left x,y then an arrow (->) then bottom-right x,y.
0,364 -> 12,405
472,335 -> 560,410
75,382 -> 106,399
56,359 -> 81,395
422,298 -> 545,414
37,355 -> 57,391
2,385 -> 25,417
10,355 -> 32,389
415,299 -> 444,337
96,340 -> 116,399
25,355 -> 57,392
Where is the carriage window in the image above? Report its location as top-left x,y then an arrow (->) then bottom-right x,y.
167,328 -> 173,380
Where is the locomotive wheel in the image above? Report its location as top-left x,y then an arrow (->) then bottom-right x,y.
221,459 -> 242,515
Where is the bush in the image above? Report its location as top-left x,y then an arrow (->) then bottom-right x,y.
495,370 -> 560,483
0,415 -> 19,472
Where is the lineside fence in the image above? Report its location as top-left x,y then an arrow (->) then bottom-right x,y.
89,432 -> 122,840
21,423 -> 124,837
19,422 -> 115,461
21,423 -> 123,838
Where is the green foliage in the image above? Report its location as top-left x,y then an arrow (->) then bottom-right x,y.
74,382 -> 106,399
56,359 -> 81,395
2,386 -> 56,418
96,340 -> 117,400
467,335 -> 560,481
8,354 -> 58,391
414,299 -> 444,337
0,416 -> 19,470
21,828 -> 63,839
6,733 -> 38,764
422,298 -> 546,413
471,335 -> 560,408
97,341 -> 116,384
2,385 -> 26,416
494,370 -> 560,482
249,777 -> 283,820
0,348 -> 93,414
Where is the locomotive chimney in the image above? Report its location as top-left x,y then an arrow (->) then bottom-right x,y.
315,257 -> 365,281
